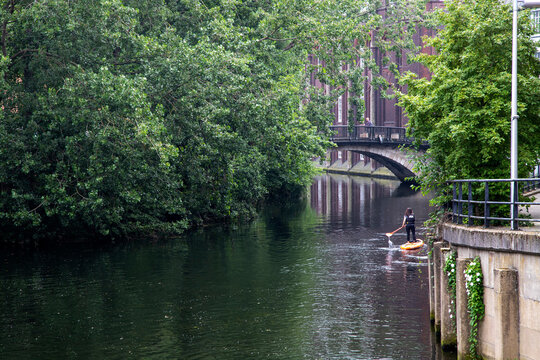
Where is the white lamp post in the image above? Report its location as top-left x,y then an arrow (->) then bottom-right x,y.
510,0 -> 518,229
510,0 -> 525,230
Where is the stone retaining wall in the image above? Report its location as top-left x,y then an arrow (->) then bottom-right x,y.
432,223 -> 540,360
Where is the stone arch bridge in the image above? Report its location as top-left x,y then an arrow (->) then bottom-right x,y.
328,125 -> 428,182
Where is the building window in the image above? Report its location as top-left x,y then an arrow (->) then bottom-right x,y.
337,95 -> 343,123
532,10 -> 540,33
337,151 -> 342,160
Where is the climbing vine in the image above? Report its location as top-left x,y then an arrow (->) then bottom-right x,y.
444,250 -> 457,325
465,256 -> 485,358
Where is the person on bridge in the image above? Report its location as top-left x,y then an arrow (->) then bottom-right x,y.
402,208 -> 417,243
363,118 -> 373,139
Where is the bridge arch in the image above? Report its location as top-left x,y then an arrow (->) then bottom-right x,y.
328,125 -> 428,183
335,144 -> 419,182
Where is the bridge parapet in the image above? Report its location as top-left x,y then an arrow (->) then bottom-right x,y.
330,125 -> 427,148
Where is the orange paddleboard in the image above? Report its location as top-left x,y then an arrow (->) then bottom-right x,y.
400,239 -> 424,250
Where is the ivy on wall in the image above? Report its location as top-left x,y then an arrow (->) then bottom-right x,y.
443,250 -> 457,327
464,256 -> 485,358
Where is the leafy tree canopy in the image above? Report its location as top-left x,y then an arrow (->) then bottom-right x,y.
0,0 -> 430,244
399,0 -> 540,212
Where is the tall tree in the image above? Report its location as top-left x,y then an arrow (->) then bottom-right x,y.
399,0 -> 540,215
0,0 -> 431,243
0,0 -> 332,242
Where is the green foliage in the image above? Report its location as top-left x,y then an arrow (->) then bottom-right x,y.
398,0 -> 540,217
1,0 -> 373,243
0,67 -> 186,241
465,257 -> 485,358
0,0 -> 437,243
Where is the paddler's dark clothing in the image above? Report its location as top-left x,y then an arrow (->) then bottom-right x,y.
403,214 -> 416,242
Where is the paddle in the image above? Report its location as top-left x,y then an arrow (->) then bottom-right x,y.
385,225 -> 404,237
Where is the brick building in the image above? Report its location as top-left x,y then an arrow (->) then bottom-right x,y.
311,1 -> 444,174
524,1 -> 540,58
365,1 -> 444,128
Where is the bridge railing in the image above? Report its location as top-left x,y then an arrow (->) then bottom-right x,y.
330,125 -> 411,143
449,178 -> 540,230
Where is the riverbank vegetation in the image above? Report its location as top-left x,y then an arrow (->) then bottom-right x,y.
0,0 -> 316,243
399,0 -> 540,219
1,0 -> 428,244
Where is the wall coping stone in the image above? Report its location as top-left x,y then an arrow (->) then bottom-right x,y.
441,223 -> 540,255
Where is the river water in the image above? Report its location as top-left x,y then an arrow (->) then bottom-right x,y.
0,174 -> 456,359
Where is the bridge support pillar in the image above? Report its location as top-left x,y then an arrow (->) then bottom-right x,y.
494,268 -> 519,360
456,258 -> 473,359
440,248 -> 457,349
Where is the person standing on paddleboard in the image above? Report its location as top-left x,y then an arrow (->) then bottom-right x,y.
402,208 -> 417,243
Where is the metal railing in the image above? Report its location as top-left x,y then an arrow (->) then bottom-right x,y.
449,178 -> 540,229
330,125 -> 411,143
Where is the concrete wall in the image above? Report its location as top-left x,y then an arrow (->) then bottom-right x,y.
433,223 -> 540,360
312,152 -> 398,180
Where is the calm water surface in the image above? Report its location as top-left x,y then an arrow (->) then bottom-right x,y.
1,174 -> 456,359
